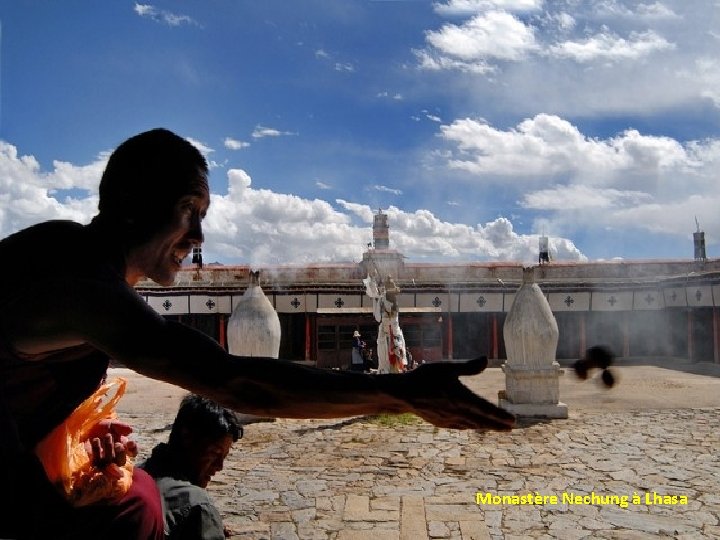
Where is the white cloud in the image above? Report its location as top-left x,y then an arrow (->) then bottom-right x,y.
414,49 -> 495,74
692,57 -> 720,107
251,126 -> 296,139
0,141 -> 587,264
48,153 -> 110,191
594,1 -> 679,20
335,199 -> 374,223
436,114 -> 720,249
377,91 -> 404,100
314,48 -> 355,73
635,2 -> 679,19
335,62 -> 356,72
315,180 -> 332,190
204,170 -> 361,264
609,194 -> 720,236
433,0 -> 542,16
549,29 -> 675,63
133,3 -> 199,27
352,206 -> 585,262
185,137 -> 214,156
185,138 -> 223,169
4,121 -> 717,267
0,142 -> 102,238
439,114 -> 694,180
553,12 -> 576,32
224,137 -> 250,150
416,1 -> 710,120
373,185 -> 403,196
520,185 -> 653,211
425,11 -> 539,62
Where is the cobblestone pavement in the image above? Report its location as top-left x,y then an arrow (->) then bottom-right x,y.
125,407 -> 720,540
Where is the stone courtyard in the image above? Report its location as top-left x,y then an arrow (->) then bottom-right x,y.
115,360 -> 720,539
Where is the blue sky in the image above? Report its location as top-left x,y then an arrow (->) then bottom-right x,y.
1,1 -> 719,265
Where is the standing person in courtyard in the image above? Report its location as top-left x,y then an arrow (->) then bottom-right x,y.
141,394 -> 242,540
351,330 -> 366,371
0,128 -> 513,539
363,273 -> 408,373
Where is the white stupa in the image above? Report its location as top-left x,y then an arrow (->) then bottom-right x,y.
499,266 -> 567,418
227,270 -> 281,423
227,270 -> 281,359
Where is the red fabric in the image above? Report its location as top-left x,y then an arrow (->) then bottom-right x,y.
388,326 -> 399,369
1,458 -> 164,540
49,467 -> 165,540
100,467 -> 165,540
219,315 -> 226,350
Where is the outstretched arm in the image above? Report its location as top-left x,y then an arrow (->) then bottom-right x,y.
115,319 -> 513,430
4,278 -> 514,431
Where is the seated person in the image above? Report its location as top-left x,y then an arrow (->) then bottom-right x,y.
141,394 -> 242,540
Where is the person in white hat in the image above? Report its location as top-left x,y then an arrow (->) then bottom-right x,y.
351,330 -> 366,371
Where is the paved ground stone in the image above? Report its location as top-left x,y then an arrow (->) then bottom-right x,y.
114,362 -> 720,539
400,496 -> 428,540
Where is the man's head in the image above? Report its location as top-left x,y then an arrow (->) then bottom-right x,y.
97,128 -> 210,285
168,394 -> 243,488
98,128 -> 208,232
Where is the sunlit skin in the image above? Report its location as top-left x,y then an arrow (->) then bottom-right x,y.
84,420 -> 138,474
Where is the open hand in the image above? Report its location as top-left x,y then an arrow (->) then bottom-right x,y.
398,357 -> 515,430
84,419 -> 138,469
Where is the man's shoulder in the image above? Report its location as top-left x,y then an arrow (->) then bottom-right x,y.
0,221 -> 91,274
155,476 -> 212,506
0,221 -> 85,258
2,219 -> 81,239
5,220 -> 83,236
154,477 -> 224,539
0,221 -> 123,282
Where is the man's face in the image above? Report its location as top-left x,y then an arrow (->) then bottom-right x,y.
128,177 -> 210,286
186,434 -> 234,488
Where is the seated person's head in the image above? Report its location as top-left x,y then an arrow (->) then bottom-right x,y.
168,394 -> 243,488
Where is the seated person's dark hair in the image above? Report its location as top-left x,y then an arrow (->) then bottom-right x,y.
169,394 -> 243,446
